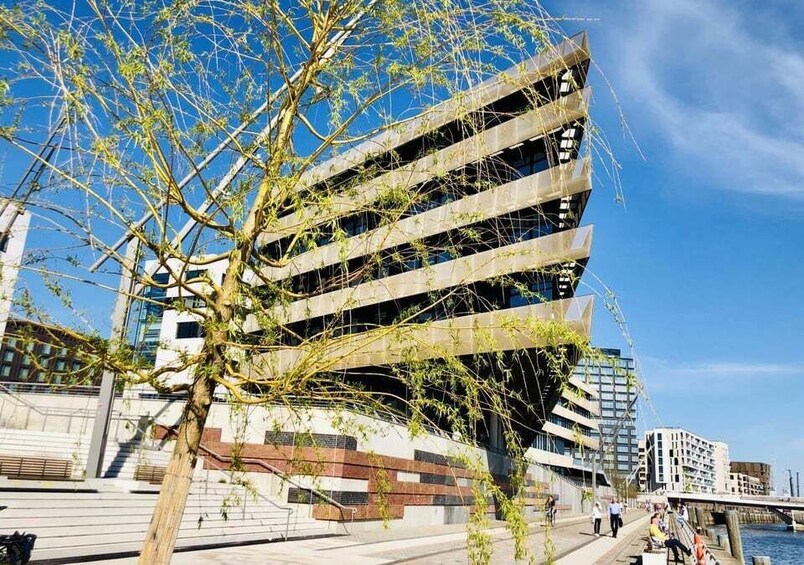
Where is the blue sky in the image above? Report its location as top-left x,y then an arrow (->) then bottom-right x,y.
550,0 -> 804,492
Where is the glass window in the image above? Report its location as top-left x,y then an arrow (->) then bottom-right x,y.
41,343 -> 51,355
21,355 -> 30,366
56,360 -> 66,371
176,321 -> 203,339
185,269 -> 206,281
0,364 -> 10,377
508,287 -> 527,308
3,350 -> 13,362
19,367 -> 29,379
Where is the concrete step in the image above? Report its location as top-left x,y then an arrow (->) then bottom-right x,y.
1,478 -> 333,563
30,527 -> 332,563
2,511 -> 301,525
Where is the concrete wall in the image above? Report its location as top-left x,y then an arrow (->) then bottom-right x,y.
0,390 -> 591,528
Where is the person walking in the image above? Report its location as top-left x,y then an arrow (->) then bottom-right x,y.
544,495 -> 556,526
608,498 -> 623,538
678,504 -> 689,525
591,501 -> 602,537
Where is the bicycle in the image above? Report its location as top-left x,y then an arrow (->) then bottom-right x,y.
0,530 -> 36,565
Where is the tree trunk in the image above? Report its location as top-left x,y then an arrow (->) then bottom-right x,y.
138,374 -> 215,564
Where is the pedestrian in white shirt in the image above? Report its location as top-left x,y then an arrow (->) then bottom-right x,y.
591,502 -> 602,537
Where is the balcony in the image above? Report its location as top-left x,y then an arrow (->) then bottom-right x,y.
256,158 -> 591,284
257,88 -> 591,248
255,295 -> 593,373
294,32 -> 590,194
255,225 -> 592,327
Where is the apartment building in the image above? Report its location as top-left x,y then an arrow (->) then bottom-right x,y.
730,461 -> 772,495
730,472 -> 764,496
643,427 -> 720,493
0,319 -> 99,387
713,441 -> 731,494
574,348 -> 639,478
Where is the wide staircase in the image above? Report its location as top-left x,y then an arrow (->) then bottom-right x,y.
0,480 -> 330,563
0,387 -> 336,562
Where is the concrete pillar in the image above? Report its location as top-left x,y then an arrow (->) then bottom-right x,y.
86,239 -> 139,478
717,533 -> 731,554
489,413 -> 501,451
725,510 -> 744,562
752,557 -> 771,565
695,506 -> 707,528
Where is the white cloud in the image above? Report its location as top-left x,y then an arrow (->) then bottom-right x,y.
668,362 -> 804,376
637,356 -> 804,395
592,0 -> 804,198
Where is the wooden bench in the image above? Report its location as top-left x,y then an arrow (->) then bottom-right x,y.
134,464 -> 166,484
0,455 -> 72,480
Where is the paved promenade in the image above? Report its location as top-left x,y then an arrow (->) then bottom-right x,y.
77,511 -> 649,565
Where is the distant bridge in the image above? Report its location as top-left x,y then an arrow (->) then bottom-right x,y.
667,491 -> 804,531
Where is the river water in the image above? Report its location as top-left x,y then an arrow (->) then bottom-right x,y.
712,524 -> 804,565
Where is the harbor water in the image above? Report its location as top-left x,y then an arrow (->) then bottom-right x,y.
712,524 -> 804,565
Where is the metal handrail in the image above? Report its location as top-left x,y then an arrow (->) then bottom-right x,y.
146,420 -> 357,531
200,456 -> 294,540
0,380 -> 100,395
0,384 -> 357,528
671,513 -> 719,565
198,440 -> 357,529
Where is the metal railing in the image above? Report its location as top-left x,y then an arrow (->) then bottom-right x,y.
198,439 -> 357,532
1,383 -> 353,532
127,417 -> 357,533
0,381 -> 100,397
671,512 -> 719,565
199,457 -> 294,540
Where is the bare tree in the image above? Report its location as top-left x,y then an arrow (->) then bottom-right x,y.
0,1 -> 597,563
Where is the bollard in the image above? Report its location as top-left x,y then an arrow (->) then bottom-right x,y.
695,506 -> 707,528
717,533 -> 731,554
725,510 -> 744,562
752,557 -> 771,565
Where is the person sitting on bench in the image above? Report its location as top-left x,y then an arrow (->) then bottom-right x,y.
650,516 -> 692,563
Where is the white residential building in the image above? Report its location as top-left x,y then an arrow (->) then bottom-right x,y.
0,202 -> 30,338
643,427 -> 722,494
713,441 -> 731,494
130,257 -> 228,384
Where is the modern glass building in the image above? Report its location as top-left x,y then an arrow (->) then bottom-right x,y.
132,33 -> 596,451
574,348 -> 639,478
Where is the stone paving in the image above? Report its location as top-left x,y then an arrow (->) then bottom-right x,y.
73,511 -> 650,565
